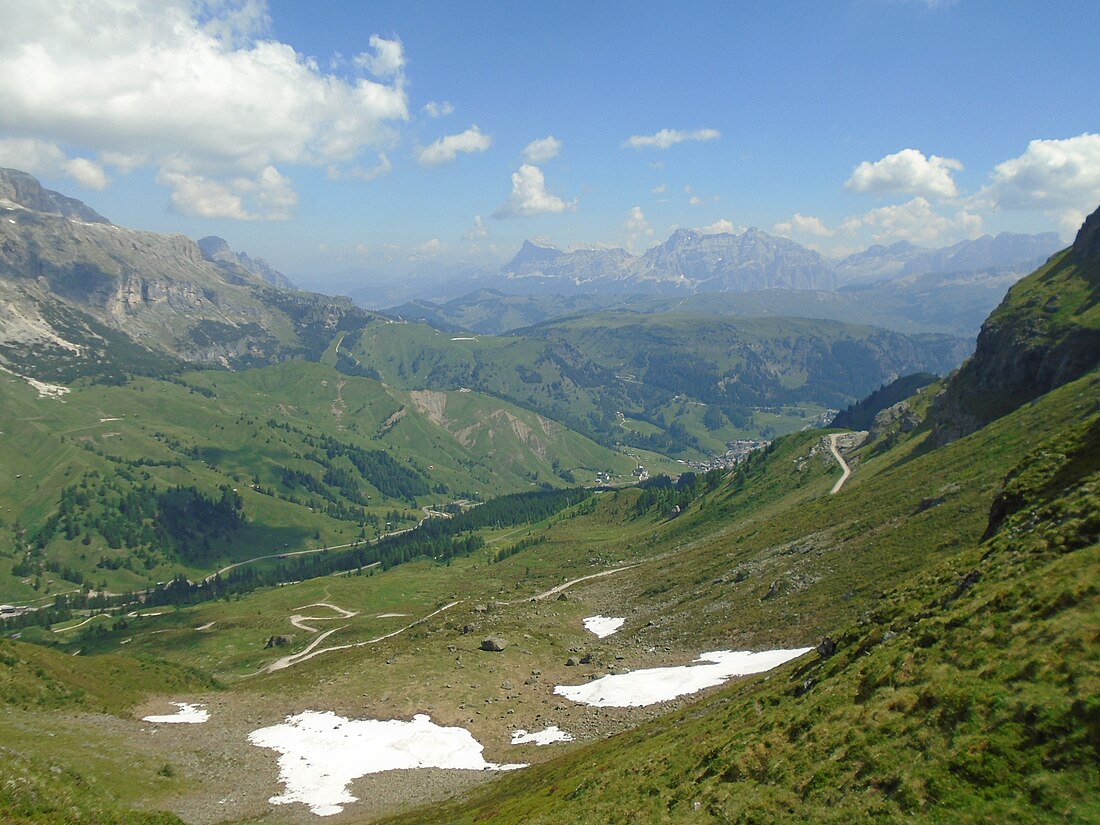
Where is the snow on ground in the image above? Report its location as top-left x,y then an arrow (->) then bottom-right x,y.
511,726 -> 574,746
554,648 -> 814,708
583,615 -> 625,638
249,711 -> 526,816
142,702 -> 210,724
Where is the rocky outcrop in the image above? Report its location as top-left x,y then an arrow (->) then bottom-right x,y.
0,167 -> 110,224
927,205 -> 1100,445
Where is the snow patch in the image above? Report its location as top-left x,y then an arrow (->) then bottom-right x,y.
583,615 -> 624,638
250,711 -> 525,816
554,648 -> 813,708
143,702 -> 209,724
511,726 -> 574,746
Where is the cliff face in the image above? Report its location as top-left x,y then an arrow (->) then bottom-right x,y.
928,205 -> 1100,444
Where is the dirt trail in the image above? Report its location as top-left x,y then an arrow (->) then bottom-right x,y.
498,564 -> 640,606
288,602 -> 358,633
261,601 -> 462,674
828,433 -> 852,494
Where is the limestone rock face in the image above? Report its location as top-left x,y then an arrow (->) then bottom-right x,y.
927,204 -> 1100,445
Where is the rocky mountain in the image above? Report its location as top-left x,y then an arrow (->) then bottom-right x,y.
0,166 -> 110,224
496,228 -> 835,294
0,169 -> 370,381
198,235 -> 295,289
629,228 -> 836,291
927,204 -> 1100,444
834,231 -> 1061,286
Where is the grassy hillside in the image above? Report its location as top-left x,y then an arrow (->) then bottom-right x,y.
377,371 -> 1100,825
351,312 -> 965,453
0,360 -> 660,603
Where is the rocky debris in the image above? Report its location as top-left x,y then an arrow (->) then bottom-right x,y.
565,656 -> 580,667
817,637 -> 837,659
264,635 -> 293,648
480,637 -> 508,652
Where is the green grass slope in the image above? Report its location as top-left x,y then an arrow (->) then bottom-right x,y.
378,371 -> 1100,825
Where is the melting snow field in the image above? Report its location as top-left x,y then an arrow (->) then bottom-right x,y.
554,648 -> 814,708
249,711 -> 526,816
142,702 -> 210,724
583,615 -> 625,638
511,726 -> 574,746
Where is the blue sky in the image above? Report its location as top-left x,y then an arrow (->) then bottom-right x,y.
0,0 -> 1097,289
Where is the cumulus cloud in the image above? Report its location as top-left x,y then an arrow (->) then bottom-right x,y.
699,219 -> 742,235
0,138 -> 109,189
522,136 -> 562,163
652,183 -> 667,195
0,0 -> 410,218
158,164 -> 297,220
623,128 -> 721,150
493,164 -> 575,218
841,197 -> 982,246
416,126 -> 492,166
980,133 -> 1100,213
421,100 -> 455,119
845,148 -> 963,199
624,206 -> 653,249
353,34 -> 404,77
773,213 -> 833,238
465,215 -> 490,241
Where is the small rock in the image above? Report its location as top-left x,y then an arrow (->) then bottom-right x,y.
565,656 -> 580,666
817,636 -> 837,659
480,637 -> 508,652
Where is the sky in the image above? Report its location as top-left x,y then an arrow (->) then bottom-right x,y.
0,0 -> 1098,291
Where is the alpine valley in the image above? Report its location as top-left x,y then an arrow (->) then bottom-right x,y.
1,170 -> 1097,825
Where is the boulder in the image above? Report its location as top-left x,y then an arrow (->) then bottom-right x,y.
480,637 -> 508,652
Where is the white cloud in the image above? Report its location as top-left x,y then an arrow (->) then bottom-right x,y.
0,138 -> 109,189
353,35 -> 404,77
421,101 -> 455,119
841,197 -> 982,246
773,213 -> 833,238
463,214 -> 489,241
0,0 -> 409,217
623,128 -> 720,150
688,195 -> 702,206
699,219 -> 742,235
157,164 -> 297,220
845,148 -> 963,198
522,136 -> 562,163
493,164 -> 575,218
980,133 -> 1100,213
416,126 -> 492,166
624,206 -> 653,249
652,183 -> 667,194
349,153 -> 392,183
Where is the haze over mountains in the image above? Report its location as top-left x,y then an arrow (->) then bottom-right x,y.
385,225 -> 1060,337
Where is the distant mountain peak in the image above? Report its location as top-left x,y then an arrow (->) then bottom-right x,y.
0,167 -> 111,224
198,235 -> 295,289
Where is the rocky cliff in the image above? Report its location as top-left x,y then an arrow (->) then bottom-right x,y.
927,205 -> 1100,444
